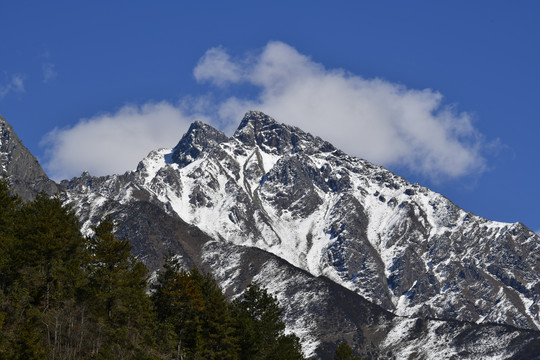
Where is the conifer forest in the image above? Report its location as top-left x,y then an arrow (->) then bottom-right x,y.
0,180 -> 306,359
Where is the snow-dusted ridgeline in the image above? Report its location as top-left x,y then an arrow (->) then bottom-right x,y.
60,111 -> 540,358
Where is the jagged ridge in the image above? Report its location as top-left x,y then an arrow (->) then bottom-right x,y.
2,111 -> 538,358
58,111 -> 540,357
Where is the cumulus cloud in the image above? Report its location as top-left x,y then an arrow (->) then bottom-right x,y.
195,42 -> 486,179
43,63 -> 57,83
42,102 -> 208,180
0,74 -> 25,99
193,46 -> 243,86
41,41 -> 487,181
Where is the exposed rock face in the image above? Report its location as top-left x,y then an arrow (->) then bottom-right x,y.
58,180 -> 540,358
0,115 -> 58,200
58,111 -> 540,358
170,121 -> 229,167
2,112 -> 540,358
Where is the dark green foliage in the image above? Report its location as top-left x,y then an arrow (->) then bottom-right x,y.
232,283 -> 305,360
0,179 -> 21,298
188,269 -> 239,360
334,341 -> 361,360
15,193 -> 85,310
152,257 -> 206,359
0,179 -> 20,233
265,334 -> 305,360
152,256 -> 239,359
83,217 -> 156,358
0,182 -> 307,359
0,187 -> 87,359
152,258 -> 305,360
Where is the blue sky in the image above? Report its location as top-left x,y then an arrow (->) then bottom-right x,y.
1,1 -> 539,232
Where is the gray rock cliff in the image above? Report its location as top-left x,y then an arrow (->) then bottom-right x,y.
0,115 -> 58,200
59,111 -> 540,358
1,112 -> 539,358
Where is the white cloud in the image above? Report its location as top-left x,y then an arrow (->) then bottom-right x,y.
43,63 -> 57,83
0,74 -> 25,99
193,46 -> 243,86
195,42 -> 486,179
41,41 -> 487,182
42,102 -> 208,181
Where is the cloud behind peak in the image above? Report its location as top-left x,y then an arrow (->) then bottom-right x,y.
196,42 -> 486,179
42,42 -> 487,182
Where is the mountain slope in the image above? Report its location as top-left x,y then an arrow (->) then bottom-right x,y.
0,115 -> 58,200
59,169 -> 540,359
62,111 -> 540,332
1,112 -> 539,358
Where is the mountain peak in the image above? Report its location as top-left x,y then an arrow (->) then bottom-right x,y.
236,110 -> 278,131
234,110 -> 337,156
171,120 -> 228,167
233,110 -> 298,154
56,110 -> 540,358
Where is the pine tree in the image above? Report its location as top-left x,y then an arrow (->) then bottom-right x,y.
0,178 -> 21,302
152,258 -> 238,359
0,178 -> 20,234
83,217 -> 155,358
189,269 -> 239,360
0,185 -> 92,359
152,257 -> 206,359
334,341 -> 361,360
0,180 -> 309,359
15,193 -> 84,311
265,333 -> 304,360
232,283 -> 305,360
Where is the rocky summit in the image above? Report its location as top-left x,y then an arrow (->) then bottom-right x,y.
0,115 -> 58,201
2,111 -> 540,358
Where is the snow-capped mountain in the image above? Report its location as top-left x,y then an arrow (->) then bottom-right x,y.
62,111 -> 540,331
2,111 -> 540,358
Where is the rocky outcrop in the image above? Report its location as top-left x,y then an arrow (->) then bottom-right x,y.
1,112 -> 539,358
171,120 -> 229,167
59,168 -> 540,359
59,111 -> 540,358
0,115 -> 58,201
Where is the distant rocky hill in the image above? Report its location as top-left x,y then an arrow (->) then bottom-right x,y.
2,112 -> 540,358
0,115 -> 58,200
